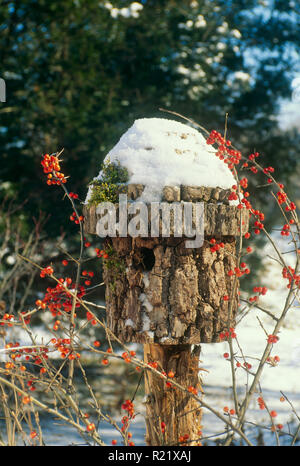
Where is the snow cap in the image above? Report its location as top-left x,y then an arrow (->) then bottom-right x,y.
86,117 -> 236,202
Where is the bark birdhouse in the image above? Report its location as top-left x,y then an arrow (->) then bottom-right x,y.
84,185 -> 248,345
83,117 -> 249,445
83,118 -> 248,346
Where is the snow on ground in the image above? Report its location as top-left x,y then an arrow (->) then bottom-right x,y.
199,229 -> 300,444
200,310 -> 300,444
85,117 -> 237,204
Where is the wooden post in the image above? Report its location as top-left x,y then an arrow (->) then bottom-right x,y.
83,184 -> 249,446
143,343 -> 202,446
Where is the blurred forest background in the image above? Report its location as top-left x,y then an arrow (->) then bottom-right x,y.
1,0 -> 300,307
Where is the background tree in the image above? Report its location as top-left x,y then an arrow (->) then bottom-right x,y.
0,0 -> 299,239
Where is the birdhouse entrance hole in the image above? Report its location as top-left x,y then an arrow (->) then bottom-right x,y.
140,247 -> 155,271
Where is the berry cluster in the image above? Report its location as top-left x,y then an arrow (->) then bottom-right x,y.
266,355 -> 280,366
179,433 -> 190,444
253,286 -> 268,296
121,350 -> 136,363
209,238 -> 225,253
41,153 -> 67,186
50,337 -> 79,360
40,266 -> 54,278
86,311 -> 98,326
267,334 -> 279,344
0,313 -> 14,327
121,399 -> 135,443
4,343 -> 50,374
187,385 -> 197,395
70,211 -> 84,224
219,327 -> 237,341
228,263 -> 251,278
277,189 -> 296,212
95,248 -> 109,259
257,396 -> 265,410
82,269 -> 94,286
282,266 -> 300,289
280,222 -> 293,237
147,361 -> 158,369
223,406 -> 235,415
37,279 -> 85,317
206,130 -> 242,168
248,152 -> 260,162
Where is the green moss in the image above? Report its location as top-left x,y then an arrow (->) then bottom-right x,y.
87,159 -> 129,206
103,244 -> 126,291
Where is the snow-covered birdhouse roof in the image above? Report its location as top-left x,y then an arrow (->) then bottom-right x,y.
86,117 -> 236,203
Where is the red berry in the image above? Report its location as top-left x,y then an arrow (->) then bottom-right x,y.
86,422 -> 96,432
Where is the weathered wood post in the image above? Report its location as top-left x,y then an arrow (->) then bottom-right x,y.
83,118 -> 249,446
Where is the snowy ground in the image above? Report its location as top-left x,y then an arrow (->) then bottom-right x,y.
200,310 -> 300,445
199,229 -> 300,445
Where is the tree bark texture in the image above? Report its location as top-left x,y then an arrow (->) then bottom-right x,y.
101,235 -> 238,344
143,343 -> 203,446
83,185 -> 248,344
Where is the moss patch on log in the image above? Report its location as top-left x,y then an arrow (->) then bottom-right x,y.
102,243 -> 126,292
87,159 -> 129,206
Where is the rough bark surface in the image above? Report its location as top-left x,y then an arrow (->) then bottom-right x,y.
83,186 -> 246,345
83,198 -> 249,238
144,344 -> 202,446
102,235 -> 238,344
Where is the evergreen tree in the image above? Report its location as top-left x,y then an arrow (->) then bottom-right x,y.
0,0 -> 299,236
